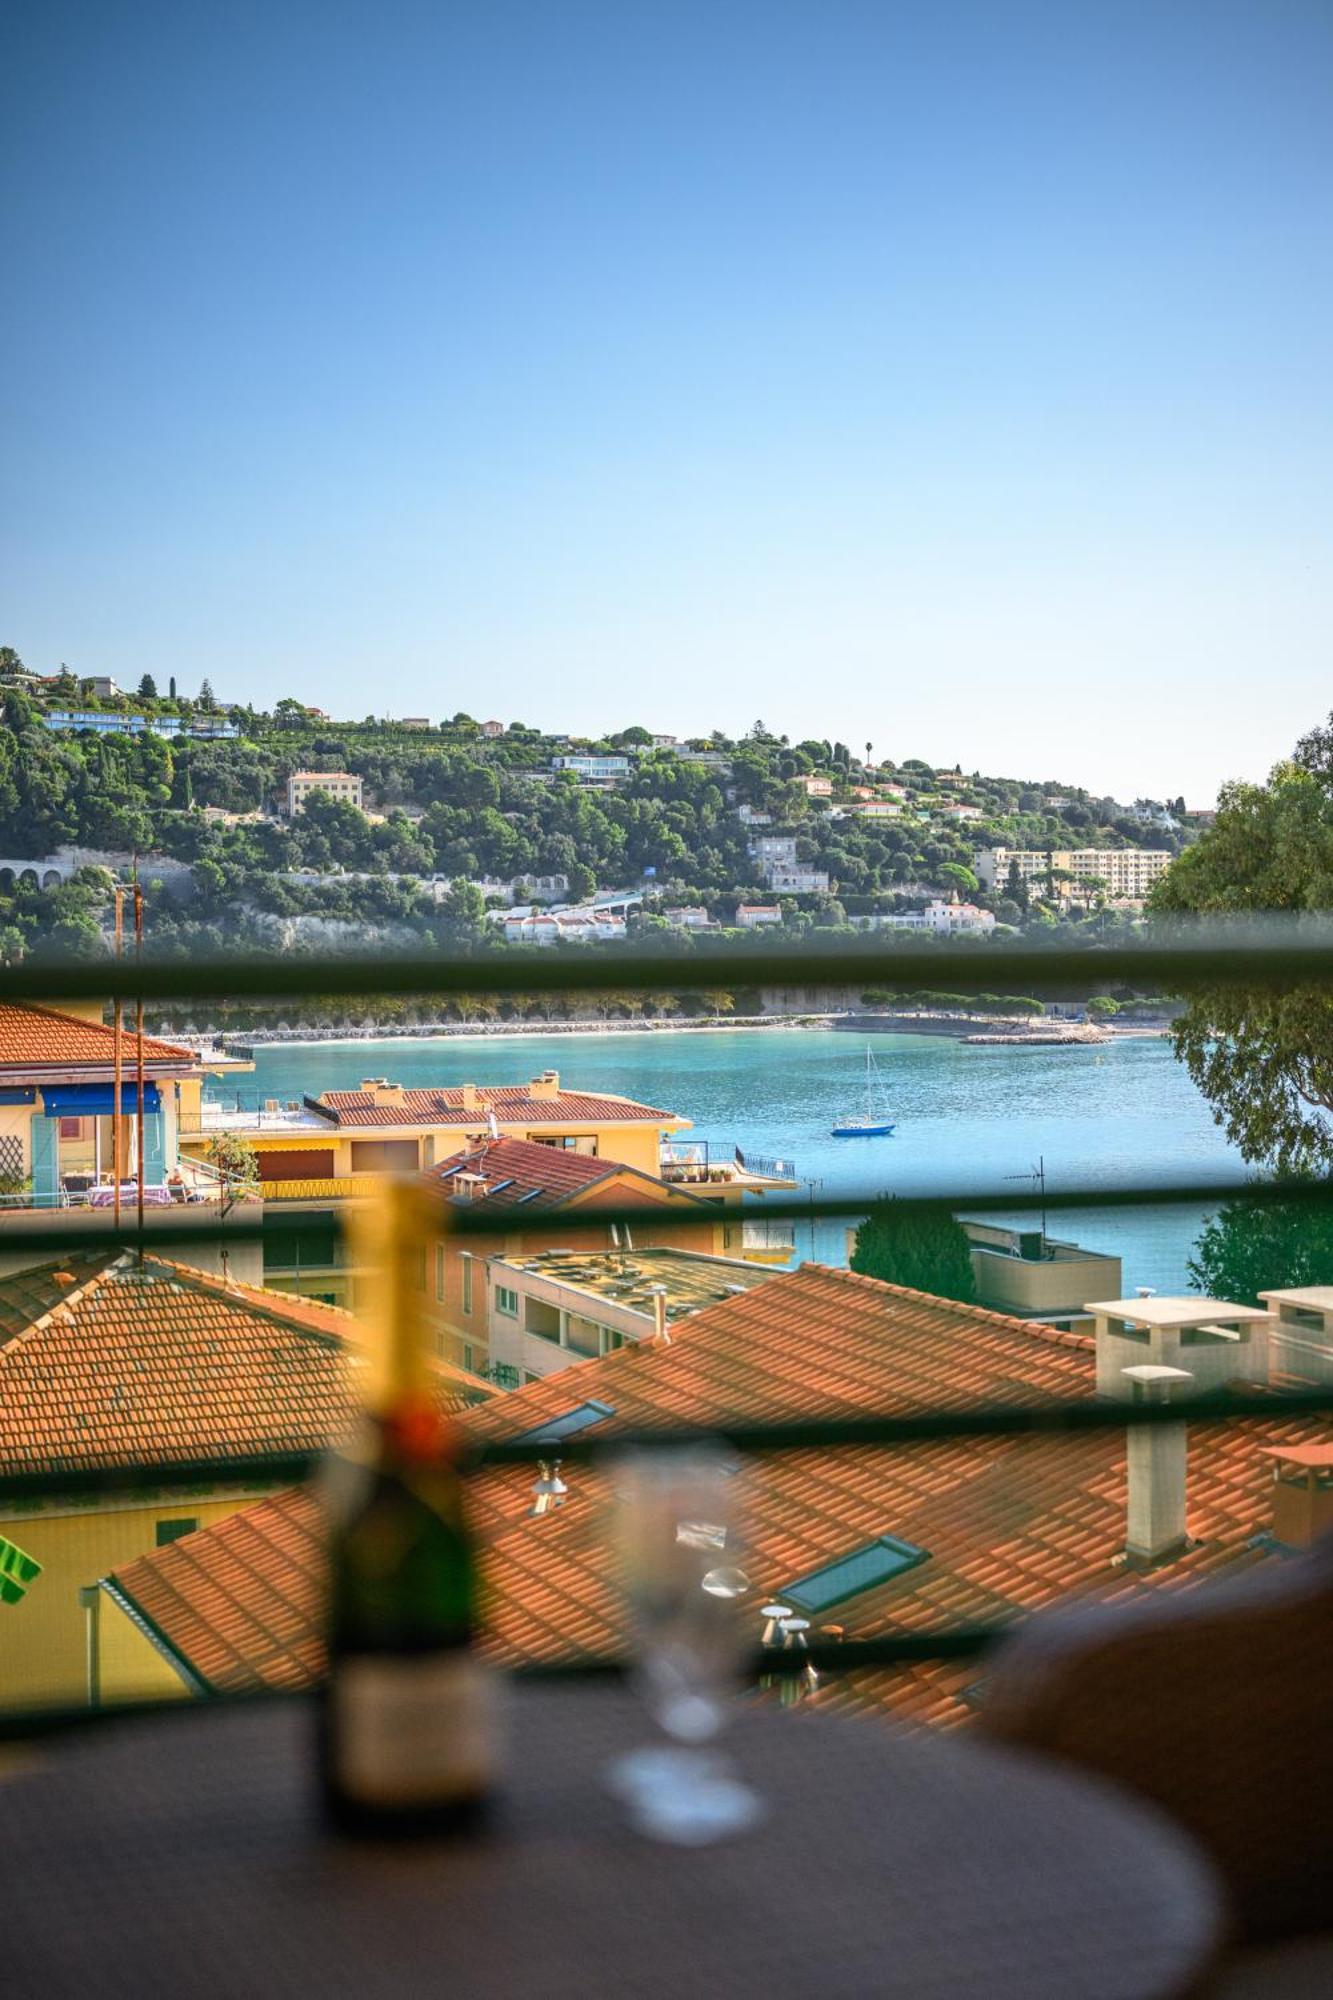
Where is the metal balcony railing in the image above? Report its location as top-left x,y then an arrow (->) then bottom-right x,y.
3,919 -> 1333,1734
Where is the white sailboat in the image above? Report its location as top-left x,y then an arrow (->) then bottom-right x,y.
831,1047 -> 896,1137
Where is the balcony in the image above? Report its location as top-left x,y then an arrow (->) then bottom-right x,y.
659,1138 -> 798,1193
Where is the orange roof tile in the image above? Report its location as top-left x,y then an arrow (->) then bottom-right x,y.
427,1136 -> 694,1213
0,1001 -> 196,1075
105,1265 -> 1332,1717
0,1253 -> 359,1476
317,1084 -> 679,1128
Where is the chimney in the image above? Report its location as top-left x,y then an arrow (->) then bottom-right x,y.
1265,1446 -> 1333,1548
646,1282 -> 669,1344
362,1078 -> 405,1108
460,1082 -> 481,1112
529,1069 -> 561,1100
451,1172 -> 487,1203
1122,1363 -> 1192,1565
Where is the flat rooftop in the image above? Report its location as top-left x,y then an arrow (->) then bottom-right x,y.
1084,1296 -> 1271,1327
492,1246 -> 776,1321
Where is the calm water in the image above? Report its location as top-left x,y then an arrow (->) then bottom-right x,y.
216,1028 -> 1249,1294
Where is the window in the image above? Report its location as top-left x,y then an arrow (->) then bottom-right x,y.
462,1256 -> 474,1315
600,1326 -> 624,1356
412,1245 -> 427,1291
462,1343 -> 474,1373
784,1535 -> 929,1615
535,1134 -> 598,1155
495,1285 -> 519,1317
59,1117 -> 82,1140
435,1243 -> 446,1301
350,1139 -> 420,1173
512,1399 -> 616,1446
155,1518 -> 199,1547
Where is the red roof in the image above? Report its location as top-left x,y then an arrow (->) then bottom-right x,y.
0,1253 -> 358,1476
0,1002 -> 196,1075
105,1265 -> 1331,1721
317,1083 -> 679,1128
427,1136 -> 692,1213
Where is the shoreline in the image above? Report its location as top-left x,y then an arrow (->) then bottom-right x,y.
172,1011 -> 1172,1054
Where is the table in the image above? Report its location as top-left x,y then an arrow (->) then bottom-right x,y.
0,1689 -> 1221,1999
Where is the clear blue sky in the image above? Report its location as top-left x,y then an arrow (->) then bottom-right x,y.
4,0 -> 1330,804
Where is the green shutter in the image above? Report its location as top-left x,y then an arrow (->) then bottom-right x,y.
0,1534 -> 42,1605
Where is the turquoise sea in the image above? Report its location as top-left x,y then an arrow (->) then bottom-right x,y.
211,1028 -> 1250,1295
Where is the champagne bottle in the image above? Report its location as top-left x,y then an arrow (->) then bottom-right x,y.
320,1180 -> 496,1833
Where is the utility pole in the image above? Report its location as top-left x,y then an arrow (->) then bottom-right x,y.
133,865 -> 145,1258
112,887 -> 124,1230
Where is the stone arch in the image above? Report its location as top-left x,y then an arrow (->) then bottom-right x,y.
0,869 -> 14,893
41,869 -> 62,890
18,869 -> 38,890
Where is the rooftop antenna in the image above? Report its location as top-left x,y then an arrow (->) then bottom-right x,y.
1005,1153 -> 1047,1242
530,1459 -> 567,1516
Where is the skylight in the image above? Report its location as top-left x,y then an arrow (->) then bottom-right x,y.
784,1535 -> 929,1615
512,1399 -> 616,1446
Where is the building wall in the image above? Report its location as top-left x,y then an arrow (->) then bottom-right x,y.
971,1246 -> 1122,1317
0,1490 -> 279,1709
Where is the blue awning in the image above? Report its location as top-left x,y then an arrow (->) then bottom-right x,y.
41,1083 -> 161,1117
0,1088 -> 35,1106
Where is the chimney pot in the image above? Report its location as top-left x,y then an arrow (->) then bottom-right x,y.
1122,1363 -> 1192,1564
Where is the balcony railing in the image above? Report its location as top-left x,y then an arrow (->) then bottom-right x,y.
3,920 -> 1333,1733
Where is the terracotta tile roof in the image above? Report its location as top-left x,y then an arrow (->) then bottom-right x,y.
316,1084 -> 679,1128
106,1265 -> 1331,1718
0,1002 -> 196,1075
427,1136 -> 690,1213
0,1254 -> 360,1477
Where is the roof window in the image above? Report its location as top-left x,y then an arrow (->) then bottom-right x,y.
512,1399 -> 616,1446
784,1534 -> 929,1615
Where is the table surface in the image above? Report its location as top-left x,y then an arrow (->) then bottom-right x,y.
0,1688 -> 1222,2000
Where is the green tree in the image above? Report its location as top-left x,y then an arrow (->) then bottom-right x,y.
850,1199 -> 976,1302
1151,731 -> 1333,1173
442,878 -> 486,931
206,1130 -> 261,1192
1188,1190 -> 1333,1307
137,674 -> 158,700
198,678 -> 218,711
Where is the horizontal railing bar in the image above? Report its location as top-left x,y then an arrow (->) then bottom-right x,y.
0,1628 -> 1005,1739
7,929 -> 1333,1005
0,1171 -> 1313,1261
4,1386 -> 1331,1501
447,1173 -> 1326,1237
474,1385 -> 1333,1462
0,1210 -> 267,1257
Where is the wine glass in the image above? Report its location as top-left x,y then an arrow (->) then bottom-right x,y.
607,1445 -> 763,1844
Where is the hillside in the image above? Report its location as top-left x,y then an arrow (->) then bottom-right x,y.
0,651 -> 1199,965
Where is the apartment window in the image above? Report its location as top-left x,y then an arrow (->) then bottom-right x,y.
435,1243 -> 446,1301
462,1255 -> 474,1315
495,1285 -> 519,1317
599,1326 -> 624,1356
534,1134 -> 598,1156
349,1139 -> 420,1173
784,1535 -> 929,1615
462,1343 -> 474,1373
155,1518 -> 199,1547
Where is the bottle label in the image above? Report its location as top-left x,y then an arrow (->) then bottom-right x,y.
333,1654 -> 496,1806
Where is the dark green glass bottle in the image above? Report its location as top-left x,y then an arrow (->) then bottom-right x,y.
320,1182 -> 496,1834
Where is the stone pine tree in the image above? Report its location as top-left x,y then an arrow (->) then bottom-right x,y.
137,673 -> 157,699
850,1199 -> 976,1303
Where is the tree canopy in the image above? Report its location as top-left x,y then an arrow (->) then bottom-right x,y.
1188,1190 -> 1333,1307
1151,721 -> 1333,1173
849,1199 -> 976,1302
